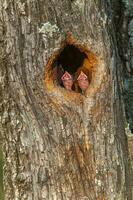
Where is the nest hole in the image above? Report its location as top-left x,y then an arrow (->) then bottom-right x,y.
45,41 -> 97,94
56,44 -> 87,74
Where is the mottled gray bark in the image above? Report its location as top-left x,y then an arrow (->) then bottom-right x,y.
0,0 -> 132,200
122,0 -> 133,133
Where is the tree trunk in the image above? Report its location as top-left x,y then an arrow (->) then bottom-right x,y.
0,0 -> 132,199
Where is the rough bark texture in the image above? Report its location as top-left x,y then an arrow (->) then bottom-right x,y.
121,0 -> 133,133
0,0 -> 132,200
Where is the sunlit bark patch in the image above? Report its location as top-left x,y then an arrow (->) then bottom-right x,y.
44,35 -> 98,100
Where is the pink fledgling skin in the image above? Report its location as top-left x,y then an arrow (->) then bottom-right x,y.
77,71 -> 89,91
61,71 -> 73,91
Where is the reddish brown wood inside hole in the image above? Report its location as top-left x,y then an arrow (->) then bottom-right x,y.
56,44 -> 87,74
44,37 -> 98,94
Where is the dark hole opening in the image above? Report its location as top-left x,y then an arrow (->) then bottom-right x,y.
52,44 -> 92,93
56,44 -> 87,74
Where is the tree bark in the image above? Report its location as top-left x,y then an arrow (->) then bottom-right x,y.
0,0 -> 132,199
